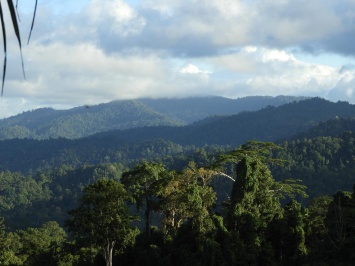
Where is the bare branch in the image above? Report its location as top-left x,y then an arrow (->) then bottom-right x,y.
213,172 -> 235,182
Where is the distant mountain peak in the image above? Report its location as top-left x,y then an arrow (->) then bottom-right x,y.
0,95 -> 311,140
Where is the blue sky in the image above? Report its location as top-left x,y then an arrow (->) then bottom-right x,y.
1,0 -> 355,118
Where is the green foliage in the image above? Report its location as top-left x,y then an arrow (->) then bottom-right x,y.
306,196 -> 333,262
281,200 -> 308,264
325,191 -> 353,249
66,179 -> 138,266
158,164 -> 217,237
216,140 -> 282,166
0,171 -> 52,230
0,163 -> 125,230
0,220 -> 67,265
0,96 -> 305,139
0,100 -> 183,140
122,161 -> 170,235
0,231 -> 23,265
2,139 -> 355,265
16,221 -> 67,265
223,157 -> 280,265
273,131 -> 355,201
2,98 -> 355,175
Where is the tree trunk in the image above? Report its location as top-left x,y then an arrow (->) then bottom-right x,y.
103,241 -> 115,266
145,200 -> 151,235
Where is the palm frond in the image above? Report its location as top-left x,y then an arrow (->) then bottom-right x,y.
7,0 -> 25,79
0,1 -> 37,96
27,0 -> 37,44
15,0 -> 20,22
0,3 -> 7,96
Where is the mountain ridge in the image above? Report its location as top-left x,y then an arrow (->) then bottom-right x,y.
0,95 -> 307,140
1,97 -> 355,173
96,97 -> 355,146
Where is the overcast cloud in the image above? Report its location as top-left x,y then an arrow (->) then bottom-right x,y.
0,0 -> 355,118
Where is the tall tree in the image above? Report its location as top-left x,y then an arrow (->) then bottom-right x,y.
158,163 -> 219,265
280,200 -> 307,265
221,141 -> 307,265
325,190 -> 355,262
66,179 -> 136,266
226,156 -> 282,265
121,161 -> 169,235
306,196 -> 332,261
159,164 -> 217,236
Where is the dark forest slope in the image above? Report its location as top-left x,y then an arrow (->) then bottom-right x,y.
1,97 -> 354,173
0,101 -> 182,139
106,98 -> 355,146
0,96 -> 306,140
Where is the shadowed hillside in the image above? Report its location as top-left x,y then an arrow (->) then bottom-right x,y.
0,96 -> 306,140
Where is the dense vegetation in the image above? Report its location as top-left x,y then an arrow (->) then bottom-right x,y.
0,101 -> 182,140
2,97 -> 355,265
1,141 -> 355,265
1,98 -> 355,173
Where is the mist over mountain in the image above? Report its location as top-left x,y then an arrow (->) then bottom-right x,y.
102,97 -> 355,146
0,96 -> 306,140
139,95 -> 307,123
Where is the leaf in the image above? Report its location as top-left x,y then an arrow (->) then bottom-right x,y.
15,0 -> 20,22
7,0 -> 21,47
0,3 -> 7,96
1,0 -> 33,96
7,0 -> 25,79
27,0 -> 37,44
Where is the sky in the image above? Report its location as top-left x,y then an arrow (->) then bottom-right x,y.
0,0 -> 355,118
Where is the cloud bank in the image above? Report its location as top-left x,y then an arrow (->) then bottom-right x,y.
1,0 -> 355,118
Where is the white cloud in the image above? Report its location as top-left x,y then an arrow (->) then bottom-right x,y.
86,0 -> 145,36
179,64 -> 211,74
207,47 -> 347,98
326,72 -> 355,102
1,0 -> 355,118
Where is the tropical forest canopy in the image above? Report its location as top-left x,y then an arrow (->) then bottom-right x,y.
1,96 -> 355,265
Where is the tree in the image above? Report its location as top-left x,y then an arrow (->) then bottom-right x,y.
66,179 -> 137,266
226,156 -> 282,265
222,141 -> 307,265
216,140 -> 283,166
324,190 -> 355,262
17,221 -> 67,265
121,161 -> 169,235
158,163 -> 219,265
306,196 -> 332,261
0,217 -> 23,265
159,163 -> 217,237
281,200 -> 307,265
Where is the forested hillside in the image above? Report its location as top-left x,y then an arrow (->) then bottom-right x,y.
2,97 -> 355,265
273,130 -> 355,201
0,96 -> 305,140
139,95 -> 307,123
1,141 -> 355,265
0,97 -> 354,173
0,101 -> 182,140
114,97 -> 355,146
